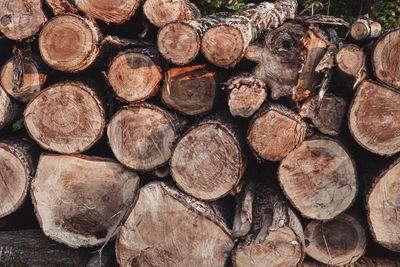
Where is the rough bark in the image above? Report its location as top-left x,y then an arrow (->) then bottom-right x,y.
335,44 -> 366,89
0,85 -> 19,130
222,73 -> 267,118
75,0 -> 140,24
170,120 -> 245,200
0,0 -> 47,41
44,0 -> 79,15
300,93 -> 346,136
107,103 -> 176,171
116,182 -> 234,267
24,81 -> 105,154
304,213 -> 367,266
348,80 -> 400,156
31,153 -> 140,248
232,180 -> 255,238
278,138 -> 358,220
161,64 -> 217,116
350,16 -> 382,41
143,0 -> 200,27
246,22 -> 329,100
107,48 -> 162,103
247,103 -> 307,161
39,14 -> 101,73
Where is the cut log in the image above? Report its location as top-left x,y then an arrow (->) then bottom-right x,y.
278,138 -> 357,220
367,158 -> 400,253
0,0 -> 47,41
335,44 -> 366,89
116,182 -> 234,267
351,16 -> 382,41
170,120 -> 245,200
107,48 -> 162,102
161,64 -> 217,116
0,55 -> 47,103
31,154 -> 140,248
39,14 -> 101,73
348,80 -> 400,156
222,73 -> 267,118
247,104 -> 307,161
0,139 -> 36,219
372,28 -> 400,89
143,0 -> 200,27
24,81 -> 105,154
75,0 -> 140,24
246,22 -> 328,100
302,257 -> 400,267
107,103 -> 176,171
0,230 -> 90,266
232,180 -> 255,238
304,213 -> 366,266
231,183 -> 305,267
300,93 -> 346,136
0,86 -> 19,130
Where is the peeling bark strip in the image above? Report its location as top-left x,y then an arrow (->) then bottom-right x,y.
161,64 -> 217,116
31,154 -> 140,248
107,103 -> 176,171
116,182 -> 234,267
222,73 -> 267,118
231,184 -> 305,267
44,0 -> 78,15
247,104 -> 307,161
0,86 -> 19,130
75,0 -> 140,24
0,0 -> 47,41
367,159 -> 400,253
24,81 -> 105,154
107,48 -> 162,102
304,213 -> 367,266
143,0 -> 200,27
348,80 -> 400,156
335,44 -> 366,89
0,139 -> 35,219
232,180 -> 255,238
351,16 -> 381,41
278,139 -> 357,220
372,28 -> 400,89
39,14 -> 101,73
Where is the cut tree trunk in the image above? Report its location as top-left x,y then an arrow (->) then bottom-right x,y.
303,257 -> 400,267
231,183 -> 305,267
300,93 -> 346,136
116,182 -> 234,267
143,0 -> 200,27
304,213 -> 367,266
0,229 -> 90,267
0,86 -> 19,130
232,180 -> 255,238
107,103 -> 176,171
278,138 -> 357,220
39,14 -> 101,73
372,28 -> 400,89
335,44 -> 366,89
246,22 -> 329,100
367,158 -> 400,253
0,0 -> 47,41
75,0 -> 140,24
0,139 -> 36,219
24,81 -> 105,154
351,16 -> 382,41
107,48 -> 162,103
348,80 -> 400,156
247,103 -> 307,161
31,154 -> 140,248
222,73 -> 267,118
170,120 -> 245,200
161,64 -> 217,116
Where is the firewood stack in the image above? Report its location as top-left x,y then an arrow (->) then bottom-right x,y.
1,0 -> 400,266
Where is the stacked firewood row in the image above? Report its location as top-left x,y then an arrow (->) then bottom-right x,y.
1,0 -> 400,266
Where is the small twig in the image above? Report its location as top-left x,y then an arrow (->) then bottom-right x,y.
298,1 -> 323,17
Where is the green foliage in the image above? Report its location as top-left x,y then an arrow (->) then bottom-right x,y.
12,118 -> 24,132
191,0 -> 261,15
371,1 -> 400,30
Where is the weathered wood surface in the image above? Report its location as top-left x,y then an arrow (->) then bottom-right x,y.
351,16 -> 382,41
232,180 -> 255,238
24,81 -> 105,154
335,44 -> 366,89
116,182 -> 234,267
0,85 -> 19,130
31,154 -> 140,248
302,257 -> 400,267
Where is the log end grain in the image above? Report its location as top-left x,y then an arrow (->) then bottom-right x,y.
336,44 -> 365,81
0,86 -> 19,130
351,18 -> 382,41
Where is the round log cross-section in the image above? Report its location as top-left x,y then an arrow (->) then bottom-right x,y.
335,44 -> 366,89
39,14 -> 101,73
24,82 -> 105,154
107,104 -> 176,171
350,17 -> 381,41
278,139 -> 357,220
170,121 -> 245,200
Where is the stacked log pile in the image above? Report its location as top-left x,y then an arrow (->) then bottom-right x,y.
1,0 -> 400,266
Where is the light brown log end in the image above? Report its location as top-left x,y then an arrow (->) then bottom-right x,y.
351,18 -> 381,41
